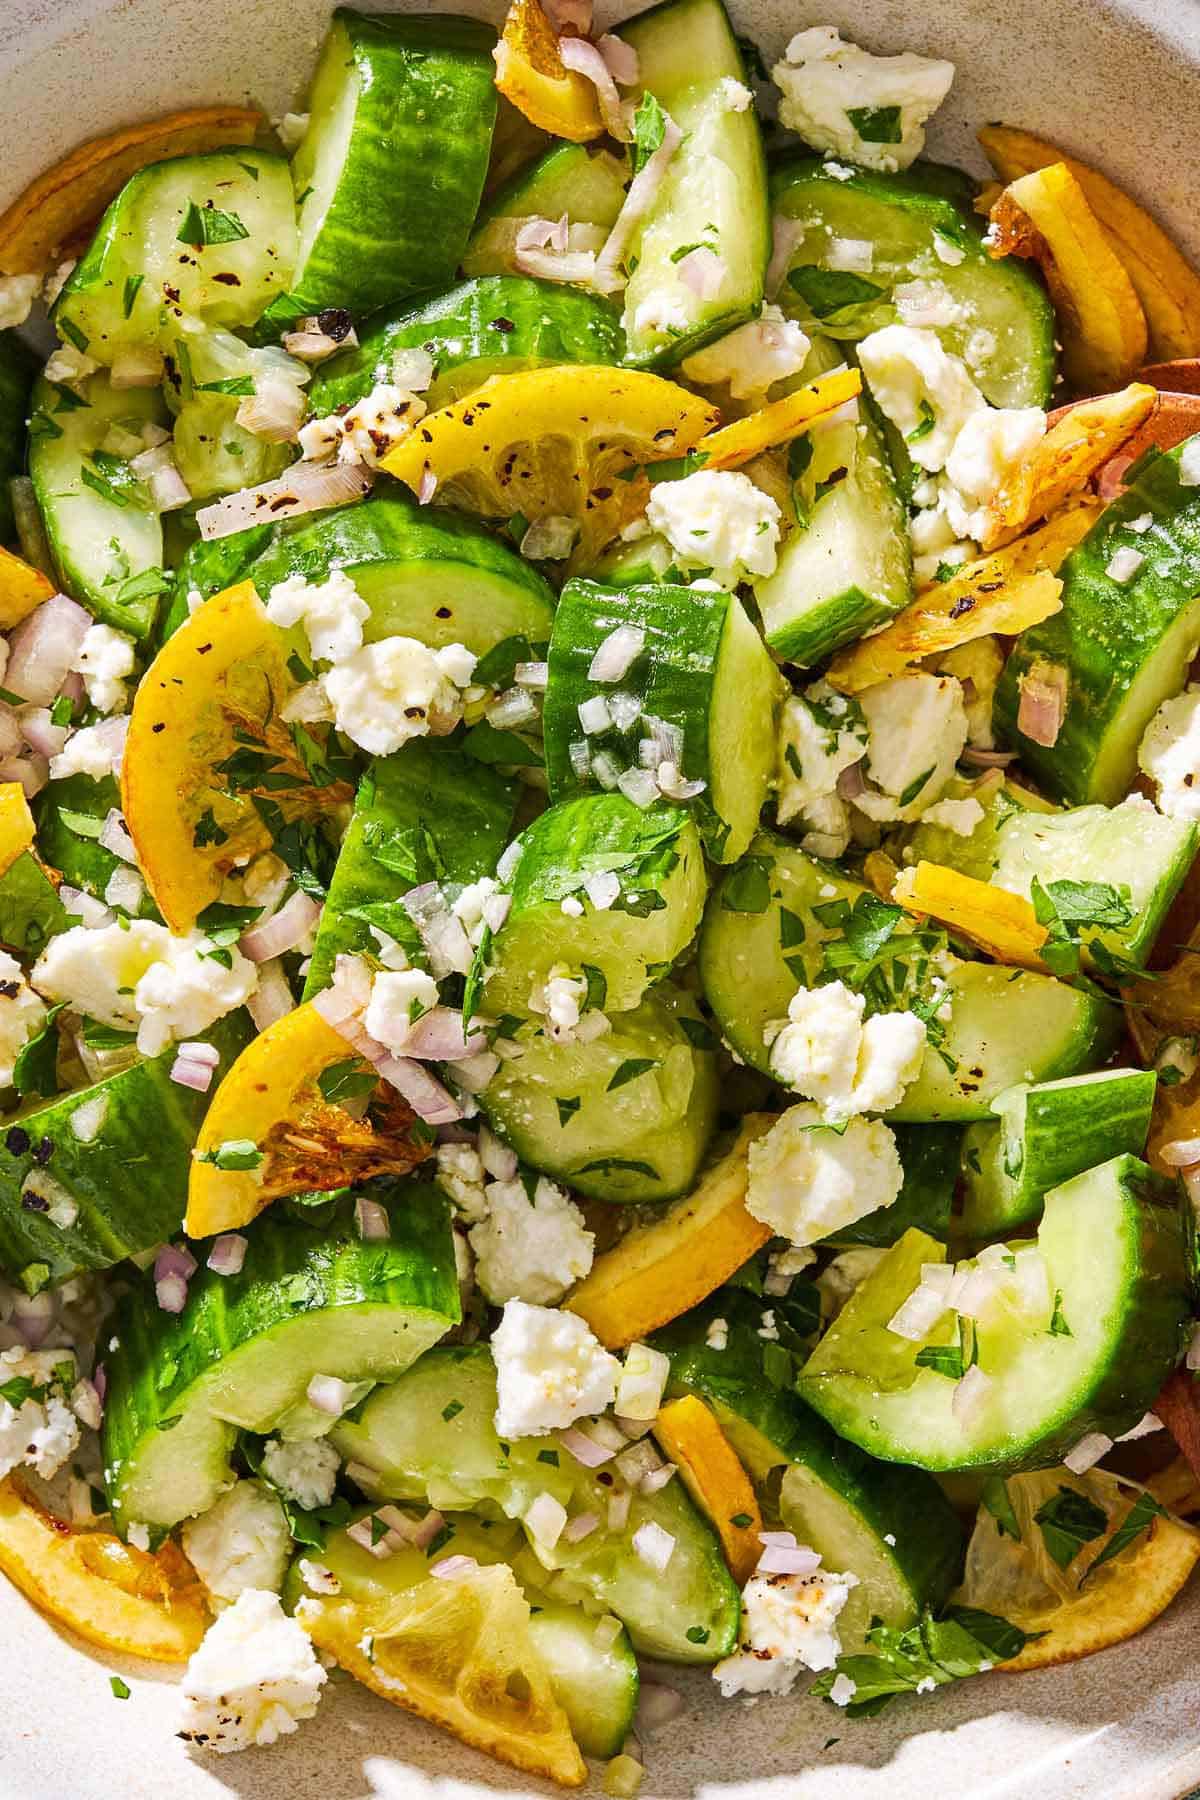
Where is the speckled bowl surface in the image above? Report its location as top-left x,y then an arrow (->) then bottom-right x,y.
3,0 -> 1200,1794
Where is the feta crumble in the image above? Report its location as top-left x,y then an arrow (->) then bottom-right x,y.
773,27 -> 954,174
71,623 -> 137,716
0,273 -> 40,330
264,570 -> 370,666
261,1435 -> 340,1511
179,1588 -> 326,1752
1138,685 -> 1200,820
469,1175 -> 594,1306
363,968 -> 440,1054
681,305 -> 812,401
646,469 -> 780,587
48,721 -> 125,783
774,684 -> 868,856
852,672 -> 968,822
0,950 -> 48,1089
768,980 -> 926,1119
745,1103 -> 905,1245
181,1481 -> 292,1606
299,381 -> 427,469
321,636 -> 476,755
490,1300 -> 619,1439
714,1558 -> 859,1696
857,326 -> 983,472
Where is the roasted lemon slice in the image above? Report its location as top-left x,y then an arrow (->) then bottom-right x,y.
297,1561 -> 587,1788
382,366 -> 718,564
0,545 -> 55,628
492,0 -> 603,142
953,1467 -> 1200,1671
0,1476 -> 208,1661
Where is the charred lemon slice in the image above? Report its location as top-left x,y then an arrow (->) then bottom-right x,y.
492,0 -> 603,143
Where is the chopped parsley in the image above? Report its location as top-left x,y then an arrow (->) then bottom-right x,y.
317,1058 -> 377,1106
555,1095 -> 582,1128
846,102 -> 903,144
122,274 -> 144,318
442,1400 -> 464,1422
607,1057 -> 657,1091
720,856 -> 772,914
631,91 -> 668,173
787,265 -> 883,318
176,201 -> 251,246
1033,1485 -> 1108,1568
811,1607 -> 1034,1716
196,1138 -> 263,1172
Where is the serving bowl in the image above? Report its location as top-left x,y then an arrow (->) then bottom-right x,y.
4,0 -> 1200,1794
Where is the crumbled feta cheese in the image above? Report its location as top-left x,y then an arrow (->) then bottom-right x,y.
714,1558 -> 859,1696
261,1435 -> 340,1511
71,623 -> 136,716
0,273 -> 39,329
745,1102 -> 905,1245
469,1175 -> 594,1305
681,305 -> 811,401
718,76 -> 754,110
179,1588 -> 326,1752
1139,685 -> 1200,820
942,405 -> 1045,536
276,112 -> 310,151
453,876 -> 499,948
264,570 -> 370,666
530,969 -> 589,1044
363,968 -> 440,1054
1106,546 -> 1145,585
181,1481 -> 292,1606
919,796 -> 985,836
490,1300 -> 619,1439
32,921 -> 257,1056
646,470 -> 780,587
774,686 -> 867,845
933,231 -> 966,267
1180,440 -> 1200,486
829,1672 -> 858,1706
322,636 -> 474,755
300,382 -> 426,470
705,1316 -> 729,1351
893,278 -> 966,329
0,950 -> 48,1089
853,672 -> 968,821
0,1386 -> 79,1482
435,1141 -> 489,1221
768,981 -> 926,1119
44,340 -> 100,388
627,296 -> 693,342
47,721 -> 125,783
858,326 -> 983,472
773,28 -> 954,174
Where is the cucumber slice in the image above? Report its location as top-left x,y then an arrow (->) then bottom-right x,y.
102,1182 -> 459,1531
162,524 -> 276,641
909,789 -> 1197,971
285,1512 -> 639,1758
770,155 -> 1056,407
584,532 -> 680,587
481,981 -> 719,1203
653,1299 -> 963,1647
543,577 -> 786,862
698,831 -> 1121,1118
56,152 -> 297,360
239,491 -> 556,658
275,10 -> 497,323
0,334 -> 36,545
961,1067 -> 1157,1237
333,1344 -> 740,1663
0,853 -> 71,957
303,743 -> 518,997
996,440 -> 1200,804
307,276 -> 625,415
27,372 -> 168,637
826,1123 -> 960,1248
799,1157 -> 1191,1472
464,146 -> 629,278
483,795 -> 708,1019
753,392 -> 912,666
36,774 -> 159,919
0,1011 -> 251,1285
617,0 -> 769,368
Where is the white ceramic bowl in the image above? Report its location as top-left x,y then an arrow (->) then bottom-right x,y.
4,2 -> 1200,1795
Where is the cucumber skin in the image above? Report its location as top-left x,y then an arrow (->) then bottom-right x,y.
0,334 -> 36,545
0,1011 -> 252,1283
995,442 -> 1200,804
308,276 -> 625,415
161,525 -> 275,642
102,1183 -> 460,1530
826,1123 -> 960,1248
801,1159 -> 1192,1473
304,742 -> 518,996
281,10 -> 498,321
0,853 -> 71,958
653,1298 -> 964,1619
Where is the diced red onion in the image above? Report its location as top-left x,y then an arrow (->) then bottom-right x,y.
677,245 -> 726,300
169,1053 -> 214,1092
836,759 -> 866,800
70,1377 -> 102,1431
283,319 -> 360,363
563,1510 -> 600,1543
596,32 -> 638,84
514,660 -> 549,690
374,1053 -> 463,1124
757,1531 -> 801,1547
446,1050 -> 501,1093
1063,1431 -> 1113,1475
177,1040 -> 219,1067
543,0 -> 592,29
613,1413 -> 654,1440
401,884 -> 473,978
60,885 -> 112,928
247,958 -> 294,1032
401,1005 -> 487,1063
887,1281 -> 949,1341
1158,1137 -> 1200,1169
417,467 -> 437,505
961,746 -> 1016,768
559,37 -> 631,139
155,1274 -> 189,1314
951,1363 -> 992,1424
513,244 -> 599,285
1016,665 -> 1067,748
632,1521 -> 675,1570
480,891 -> 511,933
656,760 -> 706,802
486,686 -> 540,731
355,1196 -> 391,1241
640,1462 -> 676,1495
478,1125 -> 517,1181
11,1290 -> 55,1346
207,1232 -> 248,1276
636,1682 -> 685,1734
758,1542 -> 821,1575
766,214 -> 807,299
236,379 -> 309,445
589,624 -> 645,685
568,739 -> 591,780
408,1507 -> 447,1550
6,594 -> 91,705
608,1488 -> 632,1531
595,116 -> 683,292
91,1362 -> 107,1403
196,462 -> 371,540
516,216 -> 569,255
614,1440 -> 663,1486
559,1425 -> 617,1467
525,1491 -> 568,1547
431,1554 -> 479,1580
520,516 -> 577,561
584,870 -> 620,910
18,707 -> 68,759
0,704 -> 21,760
307,1373 -> 356,1416
618,767 -> 659,809
155,1244 -> 197,1283
98,808 -> 137,864
239,888 -> 322,962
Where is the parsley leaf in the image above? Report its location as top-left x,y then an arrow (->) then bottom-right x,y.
787,266 -> 883,318
122,274 -> 143,318
810,1607 -> 1033,1716
316,1058 -> 378,1106
981,1476 -> 1021,1541
846,102 -> 903,144
1084,1490 -> 1169,1581
12,1002 -> 66,1099
1049,1289 -> 1072,1336
632,91 -> 668,173
555,1096 -> 581,1128
898,765 -> 935,807
607,1057 -> 657,1091
720,856 -> 772,914
177,201 -> 251,246
1033,1485 -> 1108,1568
907,400 -> 936,444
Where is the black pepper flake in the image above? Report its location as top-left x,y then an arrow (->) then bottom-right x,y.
435,606 -> 451,619
33,1137 -> 54,1165
0,981 -> 19,998
316,307 -> 353,342
196,642 -> 214,655
5,1127 -> 30,1155
214,272 -> 242,286
162,284 -> 181,303
948,596 -> 975,618
490,316 -> 515,333
152,722 -> 165,734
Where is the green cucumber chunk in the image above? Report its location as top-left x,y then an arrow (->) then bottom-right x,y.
770,154 -> 1056,408
617,0 -> 769,368
102,1182 -> 460,1531
275,10 -> 497,323
56,152 -> 296,359
995,440 -> 1200,804
0,853 -> 71,957
543,577 -> 786,862
825,1123 -> 961,1248
27,372 -> 168,636
584,532 -> 681,587
36,774 -> 159,919
697,831 -> 1119,1119
333,1344 -> 740,1663
0,334 -> 36,545
238,490 -> 556,657
464,146 -> 629,278
754,393 -> 912,666
653,1299 -> 963,1647
481,981 -> 719,1204
308,275 -> 625,415
961,1067 -> 1157,1237
303,743 -> 518,997
166,330 -> 296,502
799,1158 -> 1191,1472
483,795 -> 708,1018
908,784 -> 1197,971
0,1011 -> 251,1284
162,523 -> 276,641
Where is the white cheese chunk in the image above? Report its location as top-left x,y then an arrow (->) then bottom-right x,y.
179,1588 -> 326,1752
773,28 -> 954,174
745,1103 -> 905,1244
490,1300 -> 619,1439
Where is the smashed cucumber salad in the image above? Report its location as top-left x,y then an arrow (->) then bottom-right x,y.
3,0 -> 1200,1789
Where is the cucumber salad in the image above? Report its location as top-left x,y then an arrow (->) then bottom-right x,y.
4,2 -> 1200,1791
